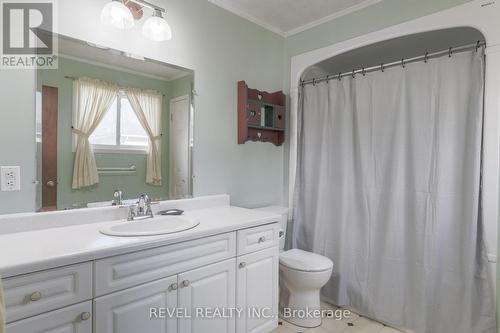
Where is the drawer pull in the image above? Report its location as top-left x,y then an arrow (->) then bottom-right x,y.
258,236 -> 266,243
239,262 -> 246,269
182,280 -> 190,287
169,283 -> 178,291
80,312 -> 91,321
29,291 -> 42,302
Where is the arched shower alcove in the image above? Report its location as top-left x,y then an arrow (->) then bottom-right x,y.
288,1 -> 500,331
289,0 -> 500,293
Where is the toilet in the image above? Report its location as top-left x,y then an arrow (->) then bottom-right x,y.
254,206 -> 334,328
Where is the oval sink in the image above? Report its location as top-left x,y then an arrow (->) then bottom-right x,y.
100,215 -> 200,237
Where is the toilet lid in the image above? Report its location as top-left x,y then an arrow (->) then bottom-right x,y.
279,249 -> 333,272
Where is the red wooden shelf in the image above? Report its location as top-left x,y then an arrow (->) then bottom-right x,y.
237,81 -> 286,146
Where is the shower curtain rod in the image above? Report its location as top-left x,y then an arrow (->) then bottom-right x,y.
300,40 -> 486,87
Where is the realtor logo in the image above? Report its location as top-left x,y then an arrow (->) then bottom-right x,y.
1,0 -> 57,69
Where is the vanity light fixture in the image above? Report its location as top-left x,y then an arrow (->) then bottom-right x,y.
100,0 -> 172,42
142,9 -> 172,41
100,0 -> 135,30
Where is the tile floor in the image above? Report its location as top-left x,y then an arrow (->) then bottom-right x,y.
272,302 -> 404,333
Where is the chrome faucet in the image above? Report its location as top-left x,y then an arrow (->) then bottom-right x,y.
112,190 -> 123,206
127,193 -> 154,221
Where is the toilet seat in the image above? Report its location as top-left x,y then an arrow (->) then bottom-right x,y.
279,249 -> 333,272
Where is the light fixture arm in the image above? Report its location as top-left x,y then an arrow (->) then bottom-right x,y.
102,0 -> 171,40
127,0 -> 166,14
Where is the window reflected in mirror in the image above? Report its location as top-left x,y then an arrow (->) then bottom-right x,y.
34,34 -> 194,212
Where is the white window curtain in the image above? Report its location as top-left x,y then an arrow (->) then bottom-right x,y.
293,50 -> 496,333
72,78 -> 118,189
125,88 -> 163,185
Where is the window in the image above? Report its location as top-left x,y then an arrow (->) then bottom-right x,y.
89,93 -> 149,152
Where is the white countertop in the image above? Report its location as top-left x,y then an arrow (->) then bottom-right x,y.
0,206 -> 280,278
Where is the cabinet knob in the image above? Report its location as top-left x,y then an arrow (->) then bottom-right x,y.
182,280 -> 190,287
29,291 -> 42,302
258,236 -> 266,243
239,262 -> 246,269
170,283 -> 178,291
80,312 -> 91,321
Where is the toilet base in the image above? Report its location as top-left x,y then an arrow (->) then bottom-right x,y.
279,283 -> 323,327
278,251 -> 334,328
281,316 -> 321,329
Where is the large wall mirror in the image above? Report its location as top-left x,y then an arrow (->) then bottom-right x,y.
34,34 -> 194,212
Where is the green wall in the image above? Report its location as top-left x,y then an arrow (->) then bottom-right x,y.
285,0 -> 472,58
37,57 -> 192,209
0,0 -> 473,213
170,75 -> 193,100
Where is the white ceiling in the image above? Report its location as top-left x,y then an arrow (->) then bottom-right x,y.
58,36 -> 191,82
208,0 -> 382,36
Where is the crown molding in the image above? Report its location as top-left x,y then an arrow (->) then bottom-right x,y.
208,0 -> 382,38
284,0 -> 383,37
208,0 -> 286,36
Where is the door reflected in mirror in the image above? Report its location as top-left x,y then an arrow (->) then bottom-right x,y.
34,34 -> 194,212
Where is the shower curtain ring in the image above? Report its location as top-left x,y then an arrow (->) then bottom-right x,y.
424,52 -> 428,63
476,40 -> 481,52
401,58 -> 405,68
338,73 -> 342,81
326,75 -> 330,83
352,69 -> 355,78
362,68 -> 366,76
380,64 -> 384,72
312,78 -> 316,86
449,47 -> 453,57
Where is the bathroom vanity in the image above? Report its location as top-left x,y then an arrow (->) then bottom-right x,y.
0,195 -> 280,333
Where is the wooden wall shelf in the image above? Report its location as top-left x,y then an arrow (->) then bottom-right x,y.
237,81 -> 286,146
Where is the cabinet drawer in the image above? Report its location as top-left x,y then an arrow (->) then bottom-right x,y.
237,223 -> 279,255
4,262 -> 92,323
6,301 -> 92,333
94,232 -> 236,296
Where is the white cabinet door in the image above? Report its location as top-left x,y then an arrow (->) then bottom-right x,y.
236,247 -> 279,333
94,275 -> 178,333
178,258 -> 236,333
6,301 -> 92,333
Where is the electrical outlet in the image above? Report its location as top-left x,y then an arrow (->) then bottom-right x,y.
1,166 -> 20,191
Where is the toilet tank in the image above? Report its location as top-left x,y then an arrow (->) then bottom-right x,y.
253,206 -> 289,251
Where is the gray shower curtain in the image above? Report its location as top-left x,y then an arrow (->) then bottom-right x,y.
293,50 -> 496,333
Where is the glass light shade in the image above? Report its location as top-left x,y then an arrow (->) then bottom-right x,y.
142,14 -> 172,42
101,1 -> 135,30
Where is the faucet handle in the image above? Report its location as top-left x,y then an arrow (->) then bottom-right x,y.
113,190 -> 123,206
146,202 -> 154,218
138,193 -> 149,204
127,205 -> 136,221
